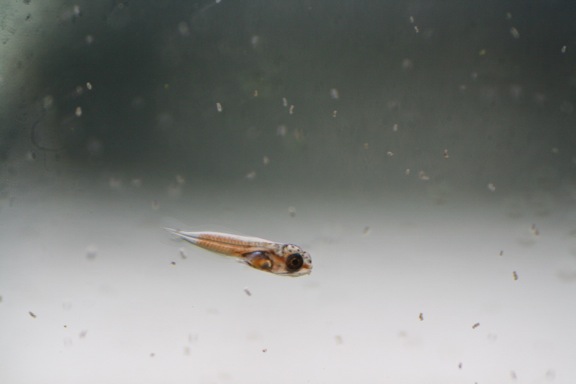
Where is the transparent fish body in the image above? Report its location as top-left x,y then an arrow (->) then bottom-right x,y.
165,229 -> 312,277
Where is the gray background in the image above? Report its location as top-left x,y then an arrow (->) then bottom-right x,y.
1,1 -> 575,383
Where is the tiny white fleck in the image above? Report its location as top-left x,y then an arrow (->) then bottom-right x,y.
216,102 -> 223,112
329,88 -> 339,99
561,45 -> 567,53
487,183 -> 496,192
289,105 -> 295,115
75,106 -> 82,117
510,27 -> 520,39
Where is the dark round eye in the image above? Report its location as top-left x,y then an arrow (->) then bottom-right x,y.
286,253 -> 304,272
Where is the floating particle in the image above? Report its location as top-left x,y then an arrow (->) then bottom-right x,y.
405,168 -> 411,176
109,177 -> 123,190
332,110 -> 338,117
276,125 -> 287,136
43,95 -> 54,109
362,226 -> 371,235
418,171 -> 430,181
86,34 -> 94,44
479,49 -> 487,56
335,335 -> 343,345
487,183 -> 496,192
131,178 -> 142,188
386,151 -> 394,157
262,348 -> 267,353
551,147 -> 559,154
175,174 -> 185,185
531,224 -> 540,236
545,370 -> 556,380
184,346 -> 191,355
409,16 -> 414,23
75,106 -> 82,117
506,12 -> 512,20
85,245 -> 98,260
29,311 -> 37,319
151,200 -> 160,210
458,362 -> 463,369
443,149 -> 449,159
243,288 -> 252,297
75,85 -> 84,95
513,271 -> 518,280
0,295 -> 2,303
510,27 -> 520,39
289,105 -> 295,114
171,261 -> 176,266
79,330 -> 88,339
150,353 -> 155,357
250,35 -> 260,48
253,89 -> 258,97
511,371 -> 517,380
282,97 -> 288,107
216,102 -> 223,112
179,248 -> 187,259
86,82 -> 93,90
26,151 -> 37,161
392,123 -> 399,132
402,58 -> 414,70
472,322 -> 480,329
177,21 -> 190,36
330,88 -> 339,99
245,171 -> 256,180
288,206 -> 296,218
561,45 -> 567,53
363,143 -> 369,149
499,250 -> 504,256
419,313 -> 424,321
262,155 -> 270,165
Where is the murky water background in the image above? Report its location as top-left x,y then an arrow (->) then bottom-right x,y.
1,1 -> 576,383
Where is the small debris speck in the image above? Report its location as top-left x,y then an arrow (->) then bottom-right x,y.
362,226 -> 371,235
171,261 -> 176,266
150,353 -> 155,357
531,224 -> 540,236
29,311 -> 37,318
443,149 -> 449,159
216,102 -> 223,112
243,288 -> 252,297
335,335 -> 343,345
510,27 -> 520,39
499,250 -> 504,256
419,313 -> 424,321
79,330 -> 88,338
458,362 -> 463,369
418,171 -> 430,181
513,271 -> 518,281
289,105 -> 295,115
288,206 -> 296,218
179,248 -> 187,259
262,348 -> 267,353
511,370 -> 517,380
472,322 -> 480,329
488,183 -> 496,192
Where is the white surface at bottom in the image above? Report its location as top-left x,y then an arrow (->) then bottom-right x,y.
1,181 -> 575,384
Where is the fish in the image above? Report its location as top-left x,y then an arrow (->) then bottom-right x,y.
165,229 -> 312,277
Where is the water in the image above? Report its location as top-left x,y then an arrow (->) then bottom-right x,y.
1,1 -> 575,383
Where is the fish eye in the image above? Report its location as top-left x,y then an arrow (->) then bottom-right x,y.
286,253 -> 304,272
